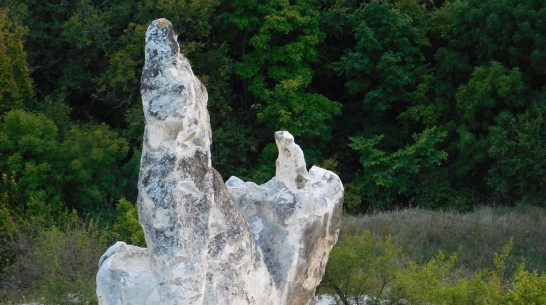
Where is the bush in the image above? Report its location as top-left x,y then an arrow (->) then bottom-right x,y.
487,100 -> 546,205
114,198 -> 145,247
319,229 -> 403,305
320,218 -> 546,305
0,211 -> 116,305
394,239 -> 546,305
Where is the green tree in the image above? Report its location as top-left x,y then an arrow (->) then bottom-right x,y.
0,110 -> 63,210
450,61 -> 530,202
339,0 -> 429,113
59,123 -> 129,213
224,0 -> 342,180
487,101 -> 546,205
326,0 -> 449,210
432,0 -> 546,90
349,126 -> 448,210
0,8 -> 34,113
319,229 -> 403,305
0,109 -> 130,214
114,198 -> 145,247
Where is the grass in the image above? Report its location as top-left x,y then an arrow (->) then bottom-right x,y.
341,205 -> 545,273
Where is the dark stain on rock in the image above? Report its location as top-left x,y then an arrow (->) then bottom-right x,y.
177,151 -> 209,187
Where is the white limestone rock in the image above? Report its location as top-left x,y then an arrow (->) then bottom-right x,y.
226,132 -> 343,305
138,18 -> 276,305
96,18 -> 343,305
96,242 -> 159,305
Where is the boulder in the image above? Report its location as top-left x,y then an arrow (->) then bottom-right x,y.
96,242 -> 158,305
97,18 -> 343,305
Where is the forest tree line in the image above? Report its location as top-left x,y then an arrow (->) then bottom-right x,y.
1,0 -> 545,222
1,0 -> 545,302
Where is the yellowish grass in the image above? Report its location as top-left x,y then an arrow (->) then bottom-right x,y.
342,205 -> 545,272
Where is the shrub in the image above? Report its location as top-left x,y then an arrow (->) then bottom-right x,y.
0,211 -> 116,305
319,229 -> 403,305
320,221 -> 546,305
114,198 -> 145,247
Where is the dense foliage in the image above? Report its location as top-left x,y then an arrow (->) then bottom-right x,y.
0,0 -> 545,302
1,0 -> 544,214
321,230 -> 546,305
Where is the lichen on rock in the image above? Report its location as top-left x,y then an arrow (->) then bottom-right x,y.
96,18 -> 343,305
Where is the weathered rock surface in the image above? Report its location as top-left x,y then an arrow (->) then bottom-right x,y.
97,242 -> 158,305
96,18 -> 343,305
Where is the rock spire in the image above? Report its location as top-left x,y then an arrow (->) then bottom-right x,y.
96,18 -> 343,305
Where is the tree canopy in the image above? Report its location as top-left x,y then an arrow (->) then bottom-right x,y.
0,0 -> 543,216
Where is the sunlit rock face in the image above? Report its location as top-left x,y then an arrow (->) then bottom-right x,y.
96,18 -> 343,305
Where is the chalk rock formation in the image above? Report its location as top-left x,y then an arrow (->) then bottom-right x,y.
96,242 -> 158,305
96,18 -> 343,305
226,131 -> 343,305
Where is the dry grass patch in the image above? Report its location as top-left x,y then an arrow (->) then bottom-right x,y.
342,205 -> 545,273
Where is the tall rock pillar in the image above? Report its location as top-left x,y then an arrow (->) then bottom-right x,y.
96,18 -> 343,305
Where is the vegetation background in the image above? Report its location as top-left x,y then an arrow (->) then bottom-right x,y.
0,0 -> 544,304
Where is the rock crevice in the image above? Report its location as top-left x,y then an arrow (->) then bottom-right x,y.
96,18 -> 343,305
